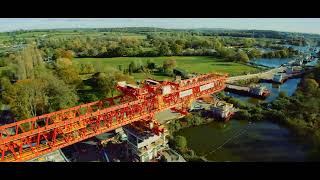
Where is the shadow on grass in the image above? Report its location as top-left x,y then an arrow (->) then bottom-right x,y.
211,63 -> 234,67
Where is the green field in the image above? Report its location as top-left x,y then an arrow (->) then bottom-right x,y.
75,56 -> 260,80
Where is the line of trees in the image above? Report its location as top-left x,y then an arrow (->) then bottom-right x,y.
262,47 -> 300,58
0,44 -> 79,120
3,30 -> 303,66
36,34 -> 225,59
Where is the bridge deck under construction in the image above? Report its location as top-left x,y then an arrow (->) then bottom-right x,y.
0,73 -> 227,162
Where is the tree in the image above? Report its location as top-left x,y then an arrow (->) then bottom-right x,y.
226,97 -> 247,109
81,94 -> 99,103
302,78 -> 319,94
158,43 -> 171,56
217,47 -> 236,61
118,65 -> 123,72
93,72 -> 115,97
163,59 -> 177,70
170,43 -> 183,55
234,110 -> 251,121
212,38 -> 222,49
54,58 -> 81,86
279,49 -> 289,57
134,59 -> 143,72
88,48 -> 99,57
248,49 -> 262,59
235,51 -> 249,63
242,38 -> 255,48
45,74 -> 79,113
80,63 -> 95,74
163,59 -> 177,76
2,79 -> 46,119
53,48 -> 74,60
10,44 -> 44,80
114,71 -> 135,85
192,115 -> 203,126
174,136 -> 187,150
146,59 -> 156,69
2,73 -> 78,120
1,69 -> 16,81
92,71 -> 134,98
271,98 -> 290,110
128,60 -> 143,74
128,62 -> 135,75
99,46 -> 108,56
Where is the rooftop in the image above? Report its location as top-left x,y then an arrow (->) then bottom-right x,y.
123,124 -> 157,140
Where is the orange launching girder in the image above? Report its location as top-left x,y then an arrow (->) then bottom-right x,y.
0,73 -> 227,162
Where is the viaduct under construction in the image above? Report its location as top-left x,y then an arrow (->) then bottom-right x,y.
0,73 -> 227,162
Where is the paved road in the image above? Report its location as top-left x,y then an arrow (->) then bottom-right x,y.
226,67 -> 285,83
155,109 -> 184,124
155,67 -> 286,124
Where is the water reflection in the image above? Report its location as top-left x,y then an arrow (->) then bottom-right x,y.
176,46 -> 319,161
176,120 -> 314,161
306,59 -> 319,66
251,58 -> 292,68
226,78 -> 301,104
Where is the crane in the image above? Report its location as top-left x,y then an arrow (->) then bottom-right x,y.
0,73 -> 227,162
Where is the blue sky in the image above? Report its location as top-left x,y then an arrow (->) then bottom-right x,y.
0,18 -> 320,34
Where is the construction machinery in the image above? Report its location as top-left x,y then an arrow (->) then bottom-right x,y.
0,73 -> 227,162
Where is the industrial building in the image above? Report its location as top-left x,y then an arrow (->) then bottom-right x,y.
211,101 -> 235,121
160,148 -> 186,162
225,84 -> 270,98
28,149 -> 69,162
123,124 -> 169,162
249,85 -> 270,97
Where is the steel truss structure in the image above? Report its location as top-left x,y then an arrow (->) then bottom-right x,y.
0,73 -> 227,162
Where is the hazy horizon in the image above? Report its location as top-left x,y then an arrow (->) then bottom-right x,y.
1,18 -> 320,35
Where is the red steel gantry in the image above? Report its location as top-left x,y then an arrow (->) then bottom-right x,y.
0,73 -> 227,162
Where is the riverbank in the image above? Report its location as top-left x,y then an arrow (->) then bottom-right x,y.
169,60 -> 320,162
175,119 -> 317,162
165,112 -> 215,162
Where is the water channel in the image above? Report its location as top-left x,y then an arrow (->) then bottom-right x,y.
176,49 -> 320,162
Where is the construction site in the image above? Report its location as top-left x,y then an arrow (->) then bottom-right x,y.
1,55 -> 315,162
0,73 -> 229,162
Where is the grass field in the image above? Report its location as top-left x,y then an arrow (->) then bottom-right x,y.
75,56 -> 260,80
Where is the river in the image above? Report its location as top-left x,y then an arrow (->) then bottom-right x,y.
225,78 -> 301,104
175,120 -> 316,161
176,51 -> 320,162
251,58 -> 292,68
